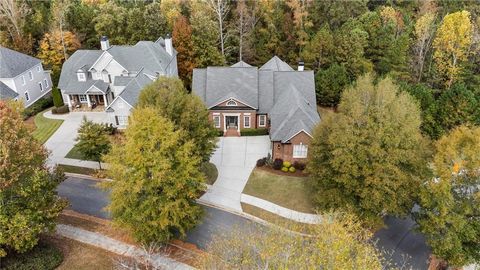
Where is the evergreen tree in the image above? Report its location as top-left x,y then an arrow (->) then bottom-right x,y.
315,63 -> 350,107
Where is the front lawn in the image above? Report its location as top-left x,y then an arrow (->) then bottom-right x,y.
65,145 -> 87,160
242,168 -> 315,213
31,109 -> 63,144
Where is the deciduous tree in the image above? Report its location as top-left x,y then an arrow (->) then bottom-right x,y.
173,15 -> 195,89
104,107 -> 204,243
75,117 -> 111,169
308,74 -> 430,226
415,126 -> 480,267
412,10 -> 437,82
0,101 -> 66,257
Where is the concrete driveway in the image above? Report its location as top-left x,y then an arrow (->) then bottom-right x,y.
44,111 -> 109,168
199,136 -> 271,212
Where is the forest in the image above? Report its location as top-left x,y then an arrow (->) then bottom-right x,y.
1,0 -> 480,139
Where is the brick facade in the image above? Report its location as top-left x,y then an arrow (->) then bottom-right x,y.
272,131 -> 312,162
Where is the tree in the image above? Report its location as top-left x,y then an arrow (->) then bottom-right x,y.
93,2 -> 128,45
75,117 -> 111,169
309,0 -> 369,29
0,101 -> 66,257
104,107 -> 204,244
234,0 -> 258,62
200,212 -> 386,269
412,10 -> 437,82
173,15 -> 195,89
308,74 -> 430,226
301,25 -> 335,71
285,0 -> 313,55
315,63 -> 350,107
433,11 -> 473,87
206,0 -> 229,58
415,126 -> 480,267
137,77 -> 218,162
65,0 -> 98,48
0,0 -> 33,53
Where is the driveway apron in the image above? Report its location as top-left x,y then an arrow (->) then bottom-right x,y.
200,136 -> 271,212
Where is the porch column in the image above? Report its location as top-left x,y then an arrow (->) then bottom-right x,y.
65,94 -> 72,108
103,94 -> 107,106
86,94 -> 91,107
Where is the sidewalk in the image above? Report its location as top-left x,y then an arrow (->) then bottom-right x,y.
56,224 -> 194,270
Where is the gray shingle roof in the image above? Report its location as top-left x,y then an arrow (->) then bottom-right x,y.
113,76 -> 133,86
0,46 -> 41,77
58,50 -> 103,91
118,72 -> 153,106
231,60 -> 252,67
0,81 -> 18,99
192,56 -> 320,142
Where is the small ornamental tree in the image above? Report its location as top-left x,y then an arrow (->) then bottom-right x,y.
0,101 -> 66,257
415,126 -> 480,267
75,117 -> 111,169
104,107 -> 205,243
308,74 -> 430,226
137,77 -> 217,162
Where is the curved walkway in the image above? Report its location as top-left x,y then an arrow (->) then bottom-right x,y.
240,194 -> 321,224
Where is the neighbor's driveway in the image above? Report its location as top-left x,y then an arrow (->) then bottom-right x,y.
199,136 -> 271,212
44,111 -> 109,168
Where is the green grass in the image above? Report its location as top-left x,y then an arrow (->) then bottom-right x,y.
65,145 -> 88,160
200,162 -> 218,185
31,109 -> 63,144
57,164 -> 97,176
243,168 -> 315,213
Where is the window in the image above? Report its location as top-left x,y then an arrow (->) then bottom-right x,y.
244,115 -> 250,128
293,143 -> 308,158
44,79 -> 48,88
21,75 -> 26,85
259,115 -> 266,127
37,66 -> 41,72
226,100 -> 237,106
79,95 -> 87,102
39,82 -> 43,91
117,116 -> 128,126
213,115 -> 221,128
77,72 -> 86,81
24,91 -> 30,101
29,71 -> 33,80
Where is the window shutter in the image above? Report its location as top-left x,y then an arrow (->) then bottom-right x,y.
115,116 -> 119,126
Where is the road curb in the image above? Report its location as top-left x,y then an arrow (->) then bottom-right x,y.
64,172 -> 113,182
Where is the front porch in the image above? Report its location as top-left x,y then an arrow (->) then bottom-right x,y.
66,94 -> 108,112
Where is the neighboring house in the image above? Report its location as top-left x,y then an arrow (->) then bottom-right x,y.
0,46 -> 53,107
192,56 -> 320,162
58,35 -> 178,127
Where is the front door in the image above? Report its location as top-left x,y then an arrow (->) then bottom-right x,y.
225,116 -> 238,130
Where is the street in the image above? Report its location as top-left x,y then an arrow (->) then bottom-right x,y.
58,176 -> 430,269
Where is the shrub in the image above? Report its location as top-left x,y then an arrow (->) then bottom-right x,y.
216,130 -> 224,137
283,161 -> 291,168
51,87 -> 64,108
273,158 -> 283,170
293,161 -> 306,171
281,167 -> 289,172
1,241 -> 63,270
289,166 -> 296,173
240,128 -> 269,136
103,123 -> 117,135
22,96 -> 53,119
51,105 -> 69,114
256,158 -> 266,167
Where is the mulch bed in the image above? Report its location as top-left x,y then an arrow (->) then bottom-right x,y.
256,165 -> 309,178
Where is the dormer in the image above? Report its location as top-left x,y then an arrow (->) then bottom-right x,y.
77,66 -> 87,82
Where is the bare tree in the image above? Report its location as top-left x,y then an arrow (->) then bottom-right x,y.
207,0 -> 230,57
0,0 -> 32,52
235,0 -> 258,61
412,3 -> 437,82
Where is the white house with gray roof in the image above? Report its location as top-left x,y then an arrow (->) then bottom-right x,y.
192,56 -> 320,162
0,46 -> 52,107
58,35 -> 177,127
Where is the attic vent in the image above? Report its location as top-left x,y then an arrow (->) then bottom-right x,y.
226,100 -> 237,106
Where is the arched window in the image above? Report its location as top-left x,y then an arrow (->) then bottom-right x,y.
226,100 -> 237,106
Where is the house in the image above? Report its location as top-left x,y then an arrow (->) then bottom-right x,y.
58,35 -> 178,127
0,46 -> 53,107
192,56 -> 320,162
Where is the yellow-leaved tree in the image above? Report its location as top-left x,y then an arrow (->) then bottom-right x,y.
433,11 -> 473,88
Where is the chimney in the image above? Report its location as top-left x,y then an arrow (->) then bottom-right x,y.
165,33 -> 173,56
298,61 -> 304,71
100,36 -> 110,50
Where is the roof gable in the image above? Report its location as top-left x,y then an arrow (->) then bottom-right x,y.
0,81 -> 18,99
0,47 -> 41,78
259,56 -> 294,71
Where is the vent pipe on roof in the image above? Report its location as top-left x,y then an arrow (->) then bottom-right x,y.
165,33 -> 173,56
100,36 -> 110,50
298,61 -> 304,71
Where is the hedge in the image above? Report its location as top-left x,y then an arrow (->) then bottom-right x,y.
22,96 -> 53,119
51,87 -> 64,108
51,105 -> 69,114
1,241 -> 63,270
240,128 -> 269,136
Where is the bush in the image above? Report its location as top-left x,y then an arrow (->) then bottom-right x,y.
293,161 -> 306,171
273,158 -> 283,170
1,241 -> 63,270
216,130 -> 224,136
283,161 -> 291,168
51,105 -> 69,114
51,87 -> 64,108
256,158 -> 266,167
240,128 -> 269,136
103,123 -> 117,135
289,166 -> 296,173
22,96 -> 53,119
281,167 -> 289,172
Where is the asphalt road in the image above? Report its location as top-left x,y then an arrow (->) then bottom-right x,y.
57,176 -> 430,269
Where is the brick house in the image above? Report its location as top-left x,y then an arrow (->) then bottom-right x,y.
192,56 -> 320,162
